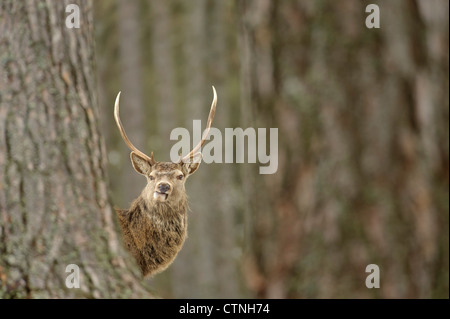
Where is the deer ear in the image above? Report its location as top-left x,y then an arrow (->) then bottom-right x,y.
181,153 -> 202,176
130,152 -> 152,175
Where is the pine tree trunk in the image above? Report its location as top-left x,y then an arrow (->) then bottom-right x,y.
0,0 -> 152,298
240,0 -> 448,298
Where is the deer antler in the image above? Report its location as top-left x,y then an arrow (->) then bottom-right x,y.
179,86 -> 217,163
114,92 -> 155,165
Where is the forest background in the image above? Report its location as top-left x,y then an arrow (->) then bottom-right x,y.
0,0 -> 448,298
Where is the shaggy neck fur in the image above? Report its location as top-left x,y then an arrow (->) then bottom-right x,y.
116,189 -> 189,277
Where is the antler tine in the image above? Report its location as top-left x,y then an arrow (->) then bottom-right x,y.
180,86 -> 217,163
114,92 -> 155,164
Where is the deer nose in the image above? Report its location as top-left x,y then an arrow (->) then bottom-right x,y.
158,183 -> 171,193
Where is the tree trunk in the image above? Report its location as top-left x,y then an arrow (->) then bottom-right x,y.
0,0 -> 152,298
117,0 -> 147,204
150,0 -> 176,158
240,0 -> 448,298
171,0 -> 213,298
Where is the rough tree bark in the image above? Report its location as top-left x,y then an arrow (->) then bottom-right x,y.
0,0 -> 152,298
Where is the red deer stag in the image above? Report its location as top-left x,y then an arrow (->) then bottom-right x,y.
114,86 -> 217,277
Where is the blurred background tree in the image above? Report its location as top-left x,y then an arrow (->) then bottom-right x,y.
0,0 -> 447,299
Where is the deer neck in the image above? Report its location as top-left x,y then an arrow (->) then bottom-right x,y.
141,185 -> 188,217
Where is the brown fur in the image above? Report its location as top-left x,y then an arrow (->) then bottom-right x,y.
116,159 -> 199,277
113,86 -> 216,277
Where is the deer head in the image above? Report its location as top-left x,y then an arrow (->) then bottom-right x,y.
113,86 -> 217,277
114,86 -> 217,204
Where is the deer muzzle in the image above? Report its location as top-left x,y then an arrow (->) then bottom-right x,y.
154,182 -> 172,202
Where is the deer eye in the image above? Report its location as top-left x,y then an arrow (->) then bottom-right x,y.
177,174 -> 184,180
149,175 -> 154,181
